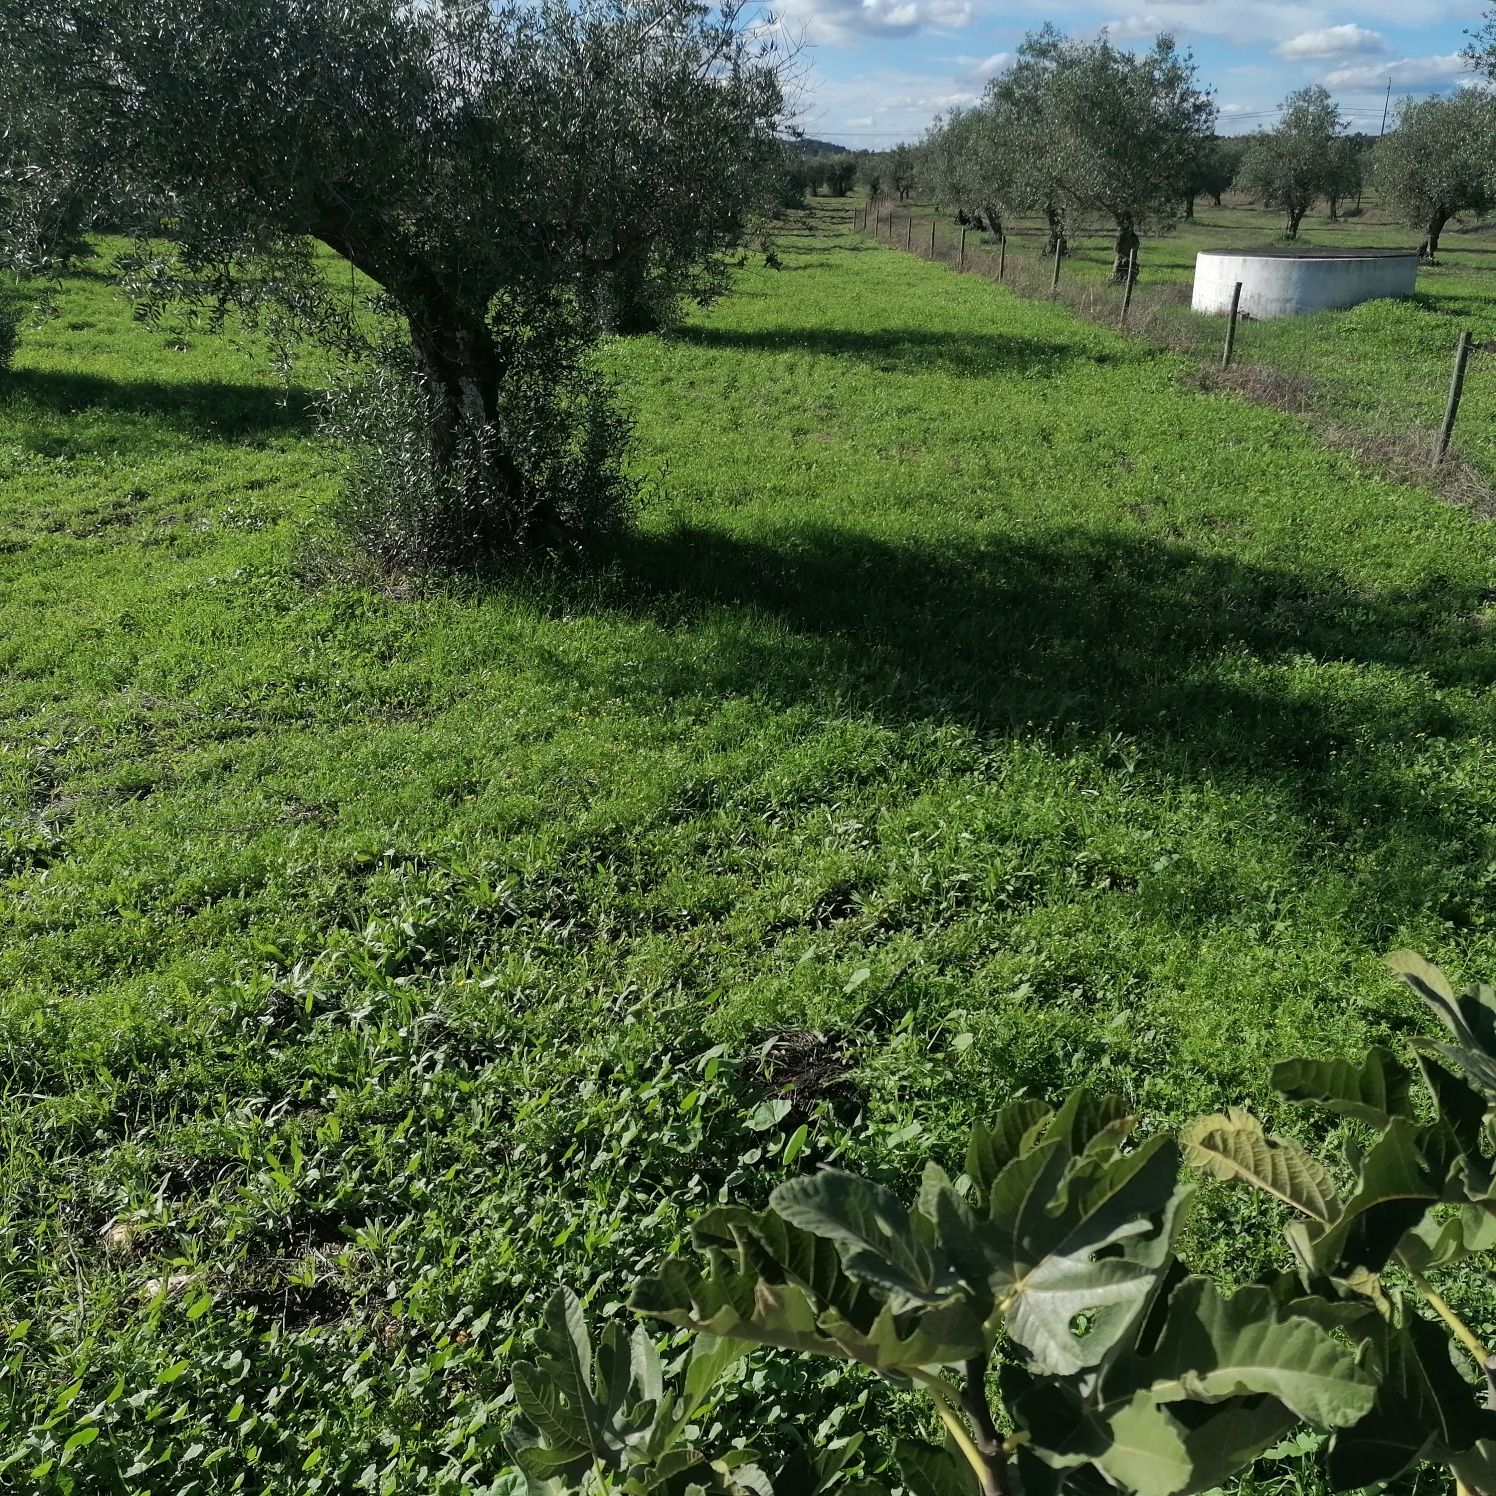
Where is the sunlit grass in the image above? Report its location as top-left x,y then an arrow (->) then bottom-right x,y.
1,217 -> 1492,1491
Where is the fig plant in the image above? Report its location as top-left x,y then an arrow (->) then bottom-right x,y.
1184,952 -> 1496,1492
506,955 -> 1496,1496
507,1091 -> 1375,1494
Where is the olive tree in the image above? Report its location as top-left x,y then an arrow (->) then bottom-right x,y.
889,146 -> 918,202
0,0 -> 786,569
1041,32 -> 1215,280
922,104 -> 1025,239
1323,137 -> 1363,221
1235,86 -> 1344,240
1375,92 -> 1496,258
1190,137 -> 1243,212
986,27 -> 1073,257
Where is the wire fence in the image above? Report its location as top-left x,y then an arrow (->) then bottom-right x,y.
839,201 -> 1496,510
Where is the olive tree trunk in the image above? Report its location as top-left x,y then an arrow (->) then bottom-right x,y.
1043,203 -> 1067,258
1419,211 -> 1451,260
1111,221 -> 1139,283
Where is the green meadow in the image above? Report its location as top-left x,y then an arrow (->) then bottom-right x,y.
876,194 -> 1496,484
3,211 -> 1495,1491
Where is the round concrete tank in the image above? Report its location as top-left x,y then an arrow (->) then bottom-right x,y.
1192,247 -> 1418,320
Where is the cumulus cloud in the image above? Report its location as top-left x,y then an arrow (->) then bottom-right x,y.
1277,23 -> 1385,58
1106,14 -> 1170,37
774,0 -> 973,45
797,68 -> 983,139
950,49 -> 1014,84
1320,52 -> 1472,88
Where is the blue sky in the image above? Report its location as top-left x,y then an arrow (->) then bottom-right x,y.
784,0 -> 1487,143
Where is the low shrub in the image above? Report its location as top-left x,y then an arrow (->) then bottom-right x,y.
318,295 -> 632,579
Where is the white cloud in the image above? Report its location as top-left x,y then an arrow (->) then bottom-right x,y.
949,49 -> 1014,84
775,0 -> 974,46
1077,0 -> 1326,48
797,67 -> 984,139
1277,23 -> 1385,58
1320,51 -> 1472,88
1106,13 -> 1169,37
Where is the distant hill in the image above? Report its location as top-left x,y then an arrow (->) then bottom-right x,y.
790,136 -> 852,157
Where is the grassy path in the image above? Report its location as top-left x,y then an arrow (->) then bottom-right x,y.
2,217 -> 1494,1490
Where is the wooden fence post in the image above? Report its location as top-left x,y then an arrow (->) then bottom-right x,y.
1119,248 -> 1137,328
958,226 -> 967,271
929,219 -> 936,256
1434,330 -> 1474,467
1050,246 -> 1061,296
1221,282 -> 1242,370
905,217 -> 912,251
998,234 -> 1007,282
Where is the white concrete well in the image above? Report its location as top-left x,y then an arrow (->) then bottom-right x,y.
1191,247 -> 1418,320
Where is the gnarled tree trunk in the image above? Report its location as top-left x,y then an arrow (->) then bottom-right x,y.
1042,202 -> 1067,258
1284,204 -> 1305,240
1419,210 -> 1451,260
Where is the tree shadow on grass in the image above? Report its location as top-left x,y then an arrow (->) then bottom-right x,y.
2,368 -> 317,441
669,325 -> 1117,378
565,520 -> 1494,920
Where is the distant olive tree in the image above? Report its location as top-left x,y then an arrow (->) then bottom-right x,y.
1323,137 -> 1363,222
1042,32 -> 1215,280
0,0 -> 786,571
921,110 -> 984,226
987,26 -> 1073,257
921,102 -> 1025,239
1375,92 -> 1496,258
1190,138 -> 1244,213
1235,86 -> 1344,240
889,146 -> 918,202
820,154 -> 858,197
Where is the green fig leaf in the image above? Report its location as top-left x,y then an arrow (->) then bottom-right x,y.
770,1170 -> 961,1306
1327,1310 -> 1486,1489
1272,1046 -> 1412,1127
966,1100 -> 1052,1200
893,1439 -> 982,1496
1180,1109 -> 1340,1225
1303,1116 -> 1444,1277
1138,1278 -> 1376,1429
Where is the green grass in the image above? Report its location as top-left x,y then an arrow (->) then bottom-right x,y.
872,193 -> 1496,484
3,216 -> 1496,1492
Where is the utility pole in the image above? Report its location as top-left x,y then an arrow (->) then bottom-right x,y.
1379,77 -> 1392,137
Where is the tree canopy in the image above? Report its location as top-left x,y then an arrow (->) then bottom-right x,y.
1374,92 -> 1496,257
0,0 -> 787,569
918,28 -> 1215,275
1235,86 -> 1345,240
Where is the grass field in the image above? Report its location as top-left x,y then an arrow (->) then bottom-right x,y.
864,193 -> 1496,490
3,213 -> 1496,1491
